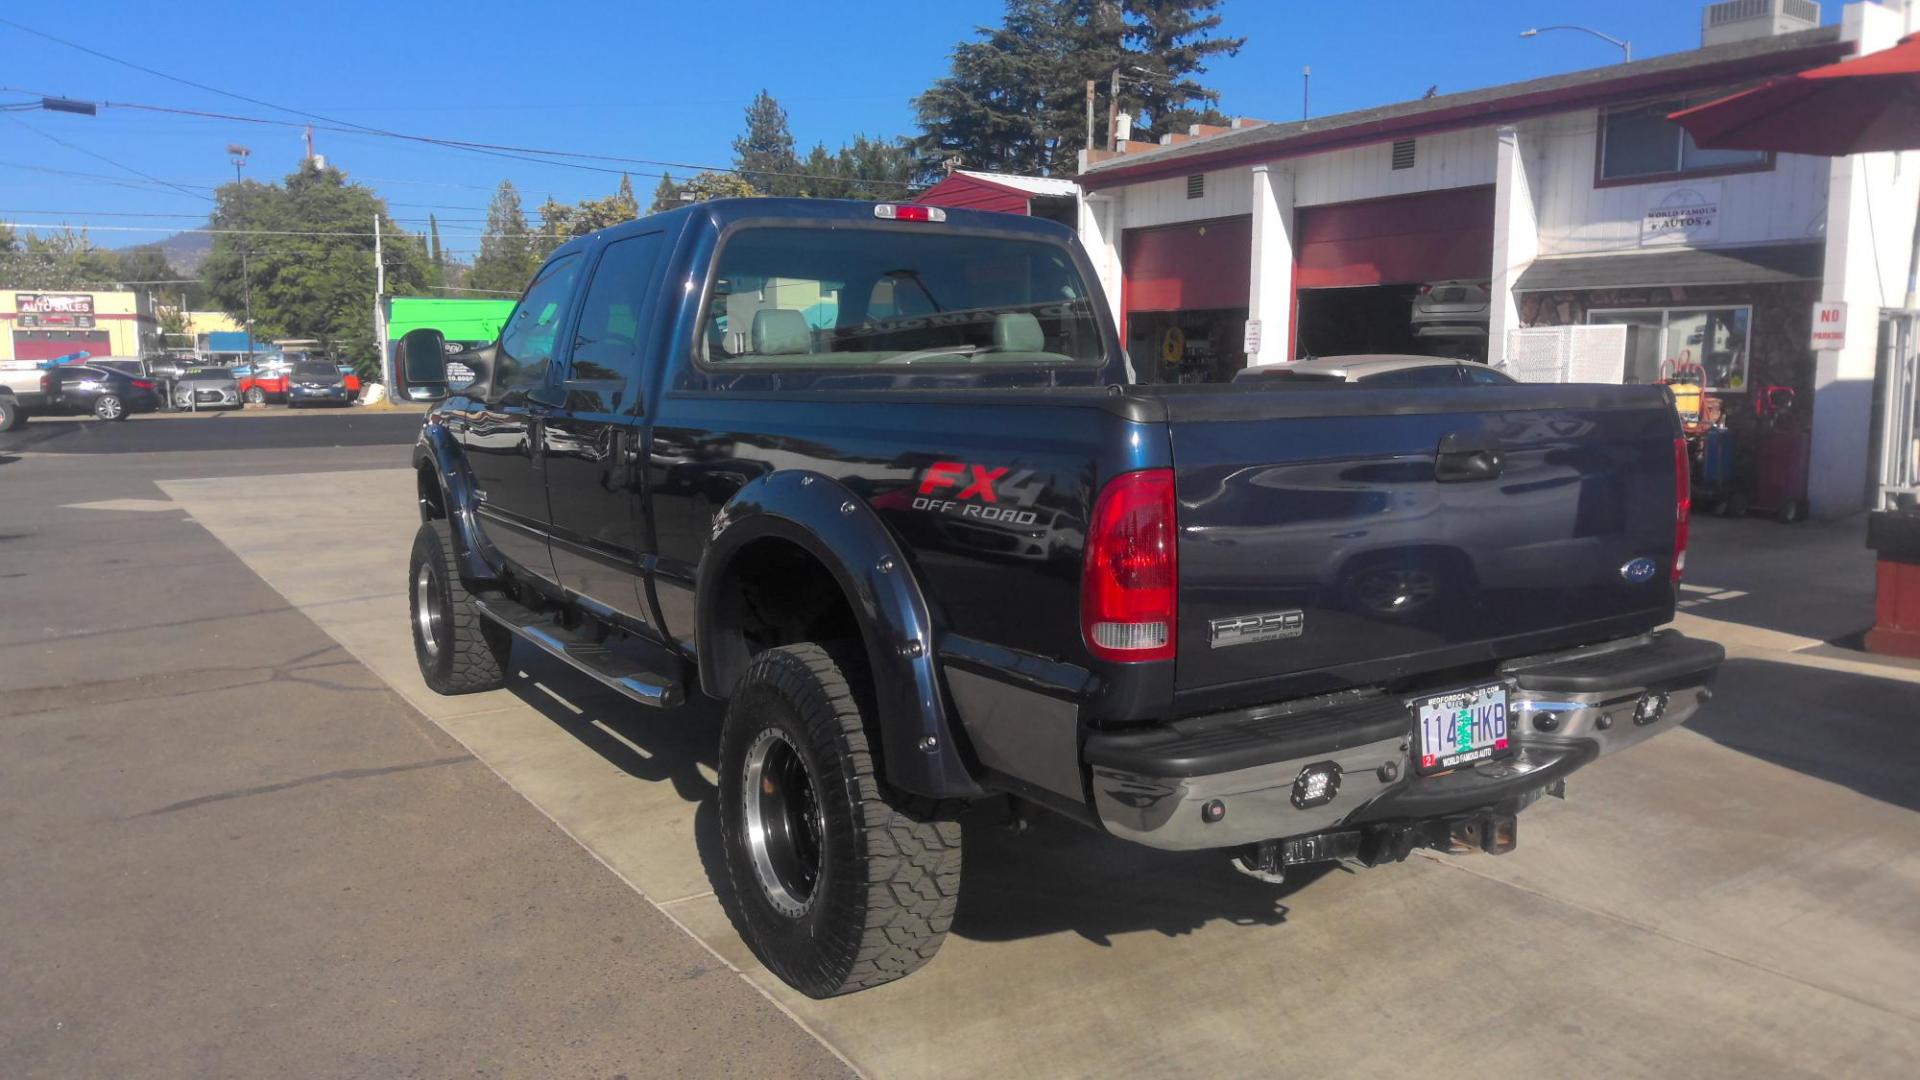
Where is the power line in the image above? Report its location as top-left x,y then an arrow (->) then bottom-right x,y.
1,113 -> 212,200
0,32 -> 915,190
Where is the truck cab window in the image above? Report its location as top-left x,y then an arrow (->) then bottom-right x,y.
497,253 -> 582,392
700,227 -> 1104,367
570,233 -> 665,385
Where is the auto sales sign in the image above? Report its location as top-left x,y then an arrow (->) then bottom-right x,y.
16,293 -> 94,315
1640,183 -> 1721,246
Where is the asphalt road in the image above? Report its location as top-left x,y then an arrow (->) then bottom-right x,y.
5,411 -> 1919,1078
0,416 -> 849,1078
0,409 -> 425,455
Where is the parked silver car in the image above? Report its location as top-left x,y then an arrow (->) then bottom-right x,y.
1234,354 -> 1516,387
170,366 -> 243,410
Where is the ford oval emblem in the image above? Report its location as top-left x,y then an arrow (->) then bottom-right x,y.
1620,557 -> 1658,584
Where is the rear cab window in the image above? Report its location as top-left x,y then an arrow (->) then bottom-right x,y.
696,226 -> 1106,371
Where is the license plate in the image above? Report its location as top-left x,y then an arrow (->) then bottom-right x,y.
1413,684 -> 1510,774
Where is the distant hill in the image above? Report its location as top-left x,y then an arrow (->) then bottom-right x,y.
151,230 -> 214,275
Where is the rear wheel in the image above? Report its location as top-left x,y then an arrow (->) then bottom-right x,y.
408,519 -> 511,694
719,643 -> 962,998
92,394 -> 126,421
245,387 -> 266,405
0,396 -> 22,432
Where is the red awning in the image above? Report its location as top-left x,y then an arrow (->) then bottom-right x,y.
1670,33 -> 1920,155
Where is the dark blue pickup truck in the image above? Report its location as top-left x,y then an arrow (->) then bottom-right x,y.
401,198 -> 1722,997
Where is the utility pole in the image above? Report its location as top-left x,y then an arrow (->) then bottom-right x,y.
1302,66 -> 1311,121
1107,68 -> 1121,151
228,144 -> 253,368
374,213 -> 392,393
1086,79 -> 1096,150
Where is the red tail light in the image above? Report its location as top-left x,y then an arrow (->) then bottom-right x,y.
40,373 -> 53,392
1082,469 -> 1178,662
132,379 -> 155,390
1672,437 -> 1691,583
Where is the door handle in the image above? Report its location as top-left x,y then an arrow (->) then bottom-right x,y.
1434,431 -> 1504,483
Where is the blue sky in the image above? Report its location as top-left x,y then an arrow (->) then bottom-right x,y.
0,0 -> 1842,260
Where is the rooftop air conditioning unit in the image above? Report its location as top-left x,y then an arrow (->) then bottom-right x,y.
1701,0 -> 1821,47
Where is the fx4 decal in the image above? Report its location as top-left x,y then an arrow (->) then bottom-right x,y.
912,460 -> 1046,525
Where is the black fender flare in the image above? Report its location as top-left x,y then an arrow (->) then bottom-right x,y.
412,420 -> 495,583
697,470 -> 982,799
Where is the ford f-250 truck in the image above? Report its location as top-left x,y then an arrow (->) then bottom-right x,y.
401,198 -> 1722,998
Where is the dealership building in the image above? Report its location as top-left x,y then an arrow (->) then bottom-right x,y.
0,289 -> 160,363
1064,0 -> 1916,518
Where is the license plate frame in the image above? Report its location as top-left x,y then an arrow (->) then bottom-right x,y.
1412,683 -> 1512,775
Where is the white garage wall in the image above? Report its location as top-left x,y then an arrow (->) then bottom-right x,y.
1290,126 -> 1498,207
1521,110 -> 1831,255
1117,167 -> 1253,230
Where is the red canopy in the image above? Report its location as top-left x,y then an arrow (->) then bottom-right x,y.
1671,32 -> 1920,155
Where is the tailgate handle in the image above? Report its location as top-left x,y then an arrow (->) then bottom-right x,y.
1434,432 -> 1504,483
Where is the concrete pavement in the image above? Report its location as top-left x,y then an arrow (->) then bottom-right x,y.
151,465 -> 1920,1078
0,447 -> 850,1079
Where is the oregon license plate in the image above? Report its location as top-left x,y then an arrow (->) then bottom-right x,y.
1414,684 -> 1511,774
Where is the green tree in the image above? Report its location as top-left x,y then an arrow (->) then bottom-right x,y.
533,173 -> 643,259
468,181 -> 538,295
200,160 -> 429,373
913,0 -> 1241,179
733,90 -> 802,196
678,171 -> 760,204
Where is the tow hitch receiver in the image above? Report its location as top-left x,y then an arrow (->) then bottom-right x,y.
1445,811 -> 1518,855
1233,812 -> 1520,882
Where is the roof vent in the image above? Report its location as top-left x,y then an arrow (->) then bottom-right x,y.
1391,139 -> 1416,170
1701,0 -> 1820,47
1186,174 -> 1205,199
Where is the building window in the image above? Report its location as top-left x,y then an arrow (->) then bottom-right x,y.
1186,174 -> 1205,200
1587,305 -> 1752,391
1391,139 -> 1416,170
1598,98 -> 1770,184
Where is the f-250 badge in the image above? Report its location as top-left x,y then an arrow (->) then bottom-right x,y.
913,460 -> 1045,525
1210,609 -> 1306,648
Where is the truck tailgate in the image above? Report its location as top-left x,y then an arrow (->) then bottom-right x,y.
1159,384 -> 1680,700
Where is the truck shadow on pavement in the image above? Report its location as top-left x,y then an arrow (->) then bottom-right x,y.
1685,657 -> 1920,812
497,645 -> 1312,947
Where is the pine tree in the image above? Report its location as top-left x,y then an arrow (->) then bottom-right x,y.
650,172 -> 681,214
733,90 -> 802,196
469,181 -> 537,295
913,0 -> 1242,179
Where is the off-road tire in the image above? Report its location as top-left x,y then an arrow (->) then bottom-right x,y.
719,643 -> 963,998
0,396 -> 22,432
408,519 -> 511,694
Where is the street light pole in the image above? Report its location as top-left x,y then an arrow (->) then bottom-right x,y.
227,144 -> 254,368
1520,25 -> 1632,63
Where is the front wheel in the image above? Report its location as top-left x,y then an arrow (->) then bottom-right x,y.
719,643 -> 962,998
93,394 -> 127,421
0,396 -> 23,432
408,519 -> 512,694
245,387 -> 266,405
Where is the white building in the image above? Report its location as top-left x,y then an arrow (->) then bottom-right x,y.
1076,0 -> 1917,518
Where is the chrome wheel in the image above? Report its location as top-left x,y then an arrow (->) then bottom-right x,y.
94,395 -> 124,420
741,728 -> 824,918
413,560 -> 444,661
246,387 -> 265,405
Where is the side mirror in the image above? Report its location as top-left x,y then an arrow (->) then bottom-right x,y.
401,329 -> 448,400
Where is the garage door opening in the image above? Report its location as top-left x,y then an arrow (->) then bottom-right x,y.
1296,285 -> 1489,361
1291,187 -> 1494,362
1126,308 -> 1249,385
1122,215 -> 1251,384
